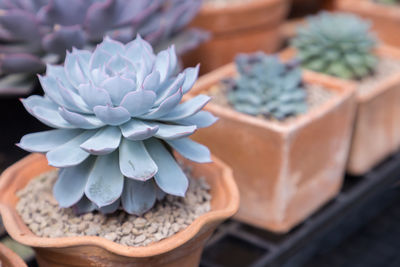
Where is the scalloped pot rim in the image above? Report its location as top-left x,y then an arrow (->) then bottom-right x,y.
0,153 -> 239,258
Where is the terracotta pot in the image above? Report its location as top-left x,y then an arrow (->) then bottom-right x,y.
0,242 -> 27,267
182,0 -> 291,75
189,64 -> 356,233
346,46 -> 400,174
283,45 -> 400,175
335,0 -> 400,47
0,154 -> 239,267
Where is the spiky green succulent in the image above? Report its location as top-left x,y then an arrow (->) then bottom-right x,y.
0,0 -> 207,95
17,36 -> 217,215
227,52 -> 308,120
291,12 -> 378,80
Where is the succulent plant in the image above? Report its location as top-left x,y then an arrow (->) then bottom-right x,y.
17,36 -> 217,215
376,0 -> 399,4
291,12 -> 378,80
227,52 -> 308,120
0,0 -> 207,95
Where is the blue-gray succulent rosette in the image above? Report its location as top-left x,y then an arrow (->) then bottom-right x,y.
0,0 -> 207,95
18,36 -> 217,215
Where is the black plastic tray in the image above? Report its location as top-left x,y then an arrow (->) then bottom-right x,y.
200,152 -> 400,267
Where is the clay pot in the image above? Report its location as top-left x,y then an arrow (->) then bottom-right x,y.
283,45 -> 400,175
0,242 -> 27,267
346,46 -> 400,174
182,0 -> 291,75
0,153 -> 239,267
335,0 -> 400,47
189,64 -> 356,233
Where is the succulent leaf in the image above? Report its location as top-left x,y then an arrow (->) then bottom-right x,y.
46,130 -> 94,167
291,12 -> 378,80
73,196 -> 96,214
18,129 -> 82,152
54,157 -> 94,208
80,126 -> 121,155
146,138 -> 189,197
119,139 -> 158,181
0,53 -> 45,74
175,111 -> 218,128
167,138 -> 212,163
18,36 -> 215,214
42,25 -> 86,55
84,151 -> 124,207
121,178 -> 156,215
99,198 -> 121,214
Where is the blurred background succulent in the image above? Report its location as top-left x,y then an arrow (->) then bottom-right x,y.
291,12 -> 378,80
227,52 -> 308,120
0,0 -> 208,95
17,36 -> 217,215
375,0 -> 399,5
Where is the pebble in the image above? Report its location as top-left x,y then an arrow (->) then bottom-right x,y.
121,222 -> 133,234
134,218 -> 147,229
104,233 -> 117,241
147,225 -> 157,234
134,235 -> 146,244
16,170 -> 211,247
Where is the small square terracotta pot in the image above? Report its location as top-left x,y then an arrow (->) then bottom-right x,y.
189,64 -> 356,233
335,0 -> 400,47
346,46 -> 400,174
281,45 -> 400,175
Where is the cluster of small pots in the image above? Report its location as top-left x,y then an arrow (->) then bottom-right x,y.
0,0 -> 400,266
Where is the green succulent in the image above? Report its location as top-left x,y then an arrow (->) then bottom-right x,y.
227,52 -> 308,121
291,12 -> 378,80
376,0 -> 399,5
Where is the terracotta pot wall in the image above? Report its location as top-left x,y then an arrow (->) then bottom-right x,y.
347,46 -> 400,174
182,0 -> 291,74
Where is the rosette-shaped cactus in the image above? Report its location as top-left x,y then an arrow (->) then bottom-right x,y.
17,36 -> 217,215
291,12 -> 378,80
227,52 -> 308,120
0,0 -> 207,95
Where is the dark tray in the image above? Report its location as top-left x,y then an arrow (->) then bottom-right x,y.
200,152 -> 400,267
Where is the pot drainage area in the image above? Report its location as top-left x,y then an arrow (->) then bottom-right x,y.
1,150 -> 400,267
